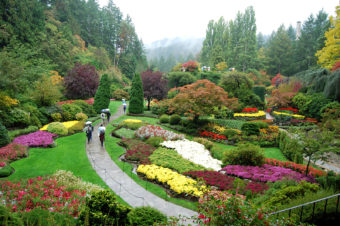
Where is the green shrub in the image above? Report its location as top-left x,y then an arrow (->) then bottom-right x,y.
192,137 -> 214,150
151,100 -> 171,115
47,122 -> 68,135
159,114 -> 169,123
75,112 -> 88,121
145,137 -> 165,147
169,114 -> 181,125
127,206 -> 167,226
222,129 -> 240,139
61,103 -> 82,121
80,190 -> 131,226
129,73 -> 144,114
114,128 -> 135,139
211,119 -> 245,130
0,205 -> 23,225
149,148 -> 207,173
93,74 -> 111,113
253,86 -> 266,101
223,143 -> 265,166
51,113 -> 62,122
10,108 -> 31,127
0,122 -> 10,148
252,120 -> 268,129
241,122 -> 260,135
73,100 -> 96,117
278,130 -> 303,164
118,119 -> 145,130
8,126 -> 39,140
112,88 -> 130,100
316,171 -> 340,191
0,164 -> 13,177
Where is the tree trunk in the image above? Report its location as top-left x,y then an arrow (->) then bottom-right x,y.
305,156 -> 311,176
147,98 -> 151,111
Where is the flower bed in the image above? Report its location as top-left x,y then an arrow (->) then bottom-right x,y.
13,131 -> 57,147
0,143 -> 28,162
272,111 -> 304,119
199,130 -> 226,141
120,138 -> 155,164
40,121 -> 80,131
137,164 -> 205,197
0,176 -> 86,217
184,171 -> 268,194
57,98 -> 94,105
278,107 -> 298,113
221,164 -> 315,183
265,159 -> 326,177
242,107 -> 258,113
149,147 -> 207,173
233,111 -> 266,120
118,119 -> 145,130
161,139 -> 222,171
135,125 -> 184,140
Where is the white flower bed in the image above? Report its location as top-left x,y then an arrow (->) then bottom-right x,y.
161,139 -> 222,171
135,125 -> 185,140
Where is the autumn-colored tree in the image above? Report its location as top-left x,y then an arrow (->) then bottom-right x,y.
0,92 -> 19,110
141,70 -> 168,110
215,62 -> 228,71
267,89 -> 295,108
64,63 -> 99,99
182,61 -> 199,72
169,80 -> 239,121
31,74 -> 63,106
49,71 -> 64,86
271,73 -> 283,87
316,5 -> 340,69
331,61 -> 340,72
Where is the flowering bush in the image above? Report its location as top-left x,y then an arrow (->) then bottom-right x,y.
199,130 -> 226,141
120,138 -> 156,164
184,171 -> 268,195
272,111 -> 304,119
0,176 -> 86,217
0,143 -> 28,162
234,111 -> 266,120
0,161 -> 6,167
135,125 -> 184,140
221,164 -> 315,183
137,164 -> 206,197
57,98 -> 94,105
161,139 -> 222,171
242,108 -> 258,113
13,131 -> 57,147
265,159 -> 326,177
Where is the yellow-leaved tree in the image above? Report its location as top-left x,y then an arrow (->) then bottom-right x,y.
315,5 -> 340,69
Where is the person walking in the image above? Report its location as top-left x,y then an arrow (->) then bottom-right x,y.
85,124 -> 93,144
107,111 -> 111,123
123,101 -> 127,114
98,124 -> 106,147
101,112 -> 106,125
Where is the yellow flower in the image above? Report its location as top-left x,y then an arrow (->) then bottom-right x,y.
123,119 -> 142,123
273,111 -> 304,119
234,110 -> 266,117
40,120 -> 80,130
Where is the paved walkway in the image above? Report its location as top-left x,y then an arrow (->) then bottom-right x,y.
85,105 -> 198,219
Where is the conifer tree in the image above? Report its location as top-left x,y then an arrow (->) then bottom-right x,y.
0,122 -> 10,148
93,74 -> 111,113
128,73 -> 144,114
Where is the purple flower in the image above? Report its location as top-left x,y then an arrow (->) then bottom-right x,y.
13,131 -> 57,147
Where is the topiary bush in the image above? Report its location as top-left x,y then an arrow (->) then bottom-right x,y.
0,122 -> 10,148
47,122 -> 68,136
241,122 -> 260,135
223,143 -> 265,166
169,114 -> 181,125
80,190 -> 131,226
127,206 -> 167,226
145,136 -> 165,147
159,114 -> 169,123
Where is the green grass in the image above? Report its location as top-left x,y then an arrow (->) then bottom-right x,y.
114,128 -> 135,139
210,142 -> 235,160
3,132 -> 128,206
263,147 -> 288,161
109,100 -> 124,115
104,121 -> 198,211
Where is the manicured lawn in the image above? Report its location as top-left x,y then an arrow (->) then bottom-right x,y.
4,132 -> 129,206
109,100 -> 124,115
263,147 -> 288,161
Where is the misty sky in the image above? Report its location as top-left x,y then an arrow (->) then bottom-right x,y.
98,0 -> 338,45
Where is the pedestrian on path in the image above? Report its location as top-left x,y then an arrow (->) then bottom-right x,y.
98,124 -> 106,147
101,112 -> 106,125
84,122 -> 93,144
107,111 -> 111,123
123,102 -> 127,114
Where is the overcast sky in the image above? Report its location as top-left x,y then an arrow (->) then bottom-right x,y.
98,0 -> 338,45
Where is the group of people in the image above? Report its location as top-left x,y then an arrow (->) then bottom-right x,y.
85,99 -> 127,147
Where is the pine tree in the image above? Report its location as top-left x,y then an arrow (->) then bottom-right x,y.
128,73 -> 144,114
93,74 -> 111,113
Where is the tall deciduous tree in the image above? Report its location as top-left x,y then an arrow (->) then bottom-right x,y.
93,74 -> 111,113
141,70 -> 168,110
169,80 -> 239,121
128,73 -> 144,114
64,63 -> 99,99
31,74 -> 62,106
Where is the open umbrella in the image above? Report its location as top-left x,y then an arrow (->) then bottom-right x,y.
101,109 -> 110,113
85,121 -> 92,125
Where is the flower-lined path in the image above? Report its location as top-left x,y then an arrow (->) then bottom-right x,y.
86,105 -> 197,219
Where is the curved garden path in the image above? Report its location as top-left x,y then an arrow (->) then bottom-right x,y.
85,105 -> 198,219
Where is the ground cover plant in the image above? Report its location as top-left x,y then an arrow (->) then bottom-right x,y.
120,138 -> 156,164
13,130 -> 58,147
135,125 -> 185,140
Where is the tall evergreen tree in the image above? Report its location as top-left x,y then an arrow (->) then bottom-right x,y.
93,74 -> 111,113
128,73 -> 144,114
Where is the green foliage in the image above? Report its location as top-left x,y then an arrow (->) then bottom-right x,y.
278,130 -> 303,164
151,100 -> 171,115
93,74 -> 111,113
0,205 -> 23,226
316,171 -> 340,191
223,143 -> 265,166
219,72 -> 253,97
61,104 -> 82,121
0,122 -> 10,148
145,137 -> 165,147
118,120 -> 145,130
149,148 -> 207,173
114,128 -> 135,139
253,86 -> 266,101
47,122 -> 68,136
127,206 -> 167,226
73,100 -> 96,117
129,73 -> 144,114
292,92 -> 330,119
75,112 -> 88,121
112,89 -> 130,100
67,121 -> 85,134
80,190 -> 131,226
159,114 -> 170,123
169,114 -> 181,125
199,71 -> 221,84
0,164 -> 13,177
192,137 -> 214,150
212,106 -> 234,119
8,126 -> 38,140
51,113 -> 62,122
252,121 -> 268,129
241,122 -> 260,135
167,72 -> 196,88
265,181 -> 319,206
210,119 -> 245,130
324,70 -> 340,101
31,74 -> 62,107
221,129 -> 240,141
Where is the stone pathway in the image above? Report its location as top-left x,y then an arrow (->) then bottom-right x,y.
85,105 -> 197,219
